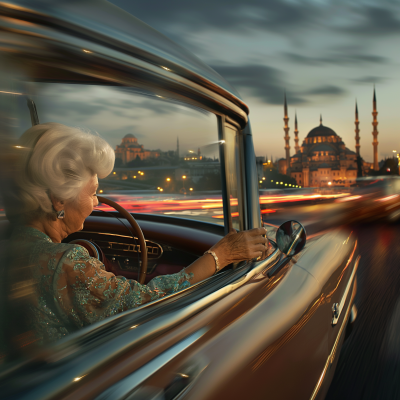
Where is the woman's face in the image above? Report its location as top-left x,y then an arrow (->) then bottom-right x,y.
63,175 -> 99,234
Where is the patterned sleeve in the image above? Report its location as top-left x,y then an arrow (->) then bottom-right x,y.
54,245 -> 194,328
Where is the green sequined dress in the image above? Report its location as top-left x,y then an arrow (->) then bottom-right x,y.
10,226 -> 194,344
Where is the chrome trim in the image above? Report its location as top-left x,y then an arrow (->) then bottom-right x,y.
94,329 -> 207,400
349,304 -> 357,324
84,231 -> 138,240
127,246 -> 280,312
97,240 -> 163,259
309,255 -> 360,400
332,255 -> 361,325
71,231 -> 164,259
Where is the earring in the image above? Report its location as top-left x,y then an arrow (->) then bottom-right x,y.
57,210 -> 65,219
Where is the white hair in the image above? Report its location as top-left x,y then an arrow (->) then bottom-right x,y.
13,122 -> 114,219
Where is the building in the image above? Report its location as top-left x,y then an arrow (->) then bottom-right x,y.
278,89 -> 377,187
288,118 -> 359,187
115,134 -> 160,165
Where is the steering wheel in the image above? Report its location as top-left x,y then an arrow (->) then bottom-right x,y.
96,195 -> 148,284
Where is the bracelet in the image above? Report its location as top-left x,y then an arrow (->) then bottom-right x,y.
204,250 -> 220,275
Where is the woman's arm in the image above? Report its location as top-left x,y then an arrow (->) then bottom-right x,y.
58,245 -> 191,326
185,227 -> 269,284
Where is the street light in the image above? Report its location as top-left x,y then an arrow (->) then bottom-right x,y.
189,188 -> 193,191
166,178 -> 171,181
182,175 -> 186,179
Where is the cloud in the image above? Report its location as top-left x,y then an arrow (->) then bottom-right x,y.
346,5 -> 400,36
110,0 -> 400,41
210,64 -> 306,105
349,76 -> 388,84
283,52 -> 387,66
37,99 -> 109,122
210,64 -> 348,105
306,85 -> 347,96
109,0 -> 320,37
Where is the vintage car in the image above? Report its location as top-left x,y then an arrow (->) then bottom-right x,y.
0,1 -> 359,399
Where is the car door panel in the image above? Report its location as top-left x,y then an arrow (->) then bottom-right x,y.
122,227 -> 357,400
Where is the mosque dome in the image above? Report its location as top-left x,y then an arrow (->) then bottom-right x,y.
123,133 -> 136,139
306,124 -> 337,138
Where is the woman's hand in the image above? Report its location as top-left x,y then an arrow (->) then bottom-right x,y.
184,227 -> 269,284
210,227 -> 269,268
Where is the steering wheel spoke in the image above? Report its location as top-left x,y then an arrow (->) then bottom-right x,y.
97,196 -> 148,284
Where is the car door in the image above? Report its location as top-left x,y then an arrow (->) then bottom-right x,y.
80,230 -> 356,400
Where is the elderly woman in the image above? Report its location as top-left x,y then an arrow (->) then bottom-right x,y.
8,123 -> 269,344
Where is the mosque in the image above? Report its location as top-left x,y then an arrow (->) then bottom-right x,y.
115,134 -> 160,165
278,90 -> 377,187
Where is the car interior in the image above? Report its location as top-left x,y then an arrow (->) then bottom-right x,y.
0,81 -> 243,288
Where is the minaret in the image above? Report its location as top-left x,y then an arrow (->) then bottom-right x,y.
372,88 -> 379,170
294,112 -> 300,154
177,136 -> 180,159
355,100 -> 360,157
283,92 -> 290,174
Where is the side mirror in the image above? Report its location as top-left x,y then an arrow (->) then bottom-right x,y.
276,220 -> 307,257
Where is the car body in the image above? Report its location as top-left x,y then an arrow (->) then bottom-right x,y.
0,1 -> 358,399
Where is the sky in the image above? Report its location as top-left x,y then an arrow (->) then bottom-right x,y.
106,0 -> 400,163
25,83 -> 221,159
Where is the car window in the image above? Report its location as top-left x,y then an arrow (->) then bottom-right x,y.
0,82 -> 249,365
16,83 -> 230,226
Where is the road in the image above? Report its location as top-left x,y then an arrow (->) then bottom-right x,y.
326,221 -> 400,400
264,206 -> 400,399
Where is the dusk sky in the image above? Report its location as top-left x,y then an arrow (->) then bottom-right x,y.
108,0 -> 400,163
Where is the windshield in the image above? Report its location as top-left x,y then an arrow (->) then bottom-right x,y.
15,83 -> 226,225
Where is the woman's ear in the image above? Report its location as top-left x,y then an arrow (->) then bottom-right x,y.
49,192 -> 64,212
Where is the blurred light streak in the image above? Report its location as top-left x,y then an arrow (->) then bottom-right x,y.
0,90 -> 23,95
337,195 -> 362,202
96,192 -> 349,218
375,194 -> 399,202
212,212 -> 239,219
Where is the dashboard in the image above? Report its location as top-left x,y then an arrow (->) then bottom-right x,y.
64,213 -> 225,284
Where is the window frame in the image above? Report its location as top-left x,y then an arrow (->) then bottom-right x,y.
218,116 -> 247,233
